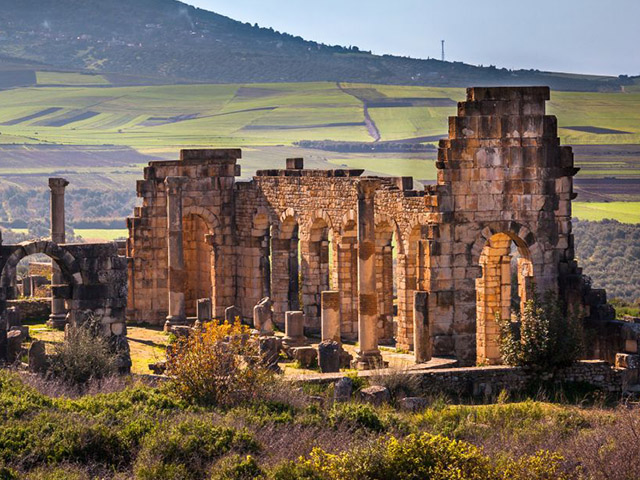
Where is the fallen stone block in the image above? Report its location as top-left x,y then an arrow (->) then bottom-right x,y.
293,346 -> 318,369
28,340 -> 47,373
398,396 -> 428,412
360,385 -> 391,406
334,377 -> 353,403
317,340 -> 340,373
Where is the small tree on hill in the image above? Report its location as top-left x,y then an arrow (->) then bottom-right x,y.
498,291 -> 584,370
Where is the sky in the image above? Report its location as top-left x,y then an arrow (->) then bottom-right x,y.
184,0 -> 639,76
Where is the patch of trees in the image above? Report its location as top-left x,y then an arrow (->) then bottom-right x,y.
295,140 -> 436,153
0,187 -> 136,232
574,219 -> 640,302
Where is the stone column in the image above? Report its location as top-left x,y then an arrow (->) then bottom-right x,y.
283,311 -> 306,347
165,176 -> 188,327
47,177 -> 69,329
321,290 -> 341,343
413,291 -> 431,363
355,179 -> 383,369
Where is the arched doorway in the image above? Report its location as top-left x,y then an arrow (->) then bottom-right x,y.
183,213 -> 214,318
375,219 -> 400,344
476,232 -> 534,364
301,215 -> 334,331
271,214 -> 301,325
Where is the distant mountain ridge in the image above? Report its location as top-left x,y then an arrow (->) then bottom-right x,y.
0,0 -> 632,90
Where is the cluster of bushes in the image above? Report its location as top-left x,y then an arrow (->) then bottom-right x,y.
3,368 -> 640,479
573,219 -> 640,302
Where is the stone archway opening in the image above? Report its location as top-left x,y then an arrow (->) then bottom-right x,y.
183,213 -> 214,317
271,215 -> 301,325
252,213 -> 272,301
375,221 -> 398,344
476,232 -> 534,365
302,217 -> 334,330
16,254 -> 52,299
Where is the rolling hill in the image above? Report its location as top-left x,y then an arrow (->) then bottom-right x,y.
0,0 -> 632,91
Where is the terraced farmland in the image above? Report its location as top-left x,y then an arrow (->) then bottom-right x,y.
0,80 -> 639,214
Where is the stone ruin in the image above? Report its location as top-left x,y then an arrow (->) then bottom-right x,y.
1,86 -> 636,376
0,178 -> 130,370
126,86 -> 627,369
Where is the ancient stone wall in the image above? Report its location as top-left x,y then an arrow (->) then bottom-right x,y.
0,240 -> 128,339
126,86 -> 615,368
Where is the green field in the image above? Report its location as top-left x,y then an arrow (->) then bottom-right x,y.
573,202 -> 640,223
74,228 -> 128,241
0,82 -> 639,149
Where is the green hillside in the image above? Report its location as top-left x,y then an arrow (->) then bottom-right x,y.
1,82 -> 640,149
0,0 -> 632,90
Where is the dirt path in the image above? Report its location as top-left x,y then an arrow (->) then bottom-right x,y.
336,82 -> 381,142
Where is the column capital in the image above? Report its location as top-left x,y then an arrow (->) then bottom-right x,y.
355,178 -> 381,199
48,177 -> 69,194
164,176 -> 188,195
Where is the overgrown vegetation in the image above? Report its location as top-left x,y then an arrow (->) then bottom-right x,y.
47,315 -> 120,386
498,292 -> 584,370
1,370 -> 640,479
574,219 -> 640,302
165,320 -> 274,407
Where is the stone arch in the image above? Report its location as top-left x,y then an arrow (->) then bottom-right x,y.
473,226 -> 539,365
0,241 -> 83,292
181,207 -> 220,317
374,214 -> 402,342
300,210 -> 335,332
272,208 -> 302,321
278,208 -> 301,240
182,206 -> 220,234
469,222 -> 543,273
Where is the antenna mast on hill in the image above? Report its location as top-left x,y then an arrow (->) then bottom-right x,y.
441,40 -> 445,62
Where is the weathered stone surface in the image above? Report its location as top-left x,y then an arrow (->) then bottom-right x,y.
225,305 -> 242,324
28,340 -> 47,373
7,329 -> 23,363
259,336 -> 280,371
398,397 -> 428,412
317,340 -> 341,373
616,353 -> 640,370
292,346 -> 317,368
283,311 -> 306,347
334,377 -> 353,403
360,385 -> 391,406
254,297 -> 274,335
148,360 -> 167,374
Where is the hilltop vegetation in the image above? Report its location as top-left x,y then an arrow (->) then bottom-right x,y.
574,220 -> 640,302
0,0 -> 632,90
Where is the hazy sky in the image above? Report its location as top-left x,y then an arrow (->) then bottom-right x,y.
184,0 -> 639,76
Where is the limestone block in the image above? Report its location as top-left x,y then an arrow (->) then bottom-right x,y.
333,377 -> 353,403
292,346 -> 317,368
360,385 -> 391,406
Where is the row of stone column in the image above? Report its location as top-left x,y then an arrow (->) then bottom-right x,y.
162,176 -> 433,369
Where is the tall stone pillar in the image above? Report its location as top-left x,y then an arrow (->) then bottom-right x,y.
413,291 -> 431,363
321,290 -> 341,343
355,179 -> 383,369
47,177 -> 69,329
165,176 -> 188,327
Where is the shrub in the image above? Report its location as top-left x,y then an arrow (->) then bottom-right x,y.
211,455 -> 265,480
47,314 -> 119,385
498,292 -> 583,370
165,320 -> 274,407
134,418 -> 260,480
328,403 -> 384,432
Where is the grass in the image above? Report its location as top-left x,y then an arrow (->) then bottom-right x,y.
0,82 -> 639,149
572,202 -> 640,223
74,228 -> 128,241
36,71 -> 110,85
